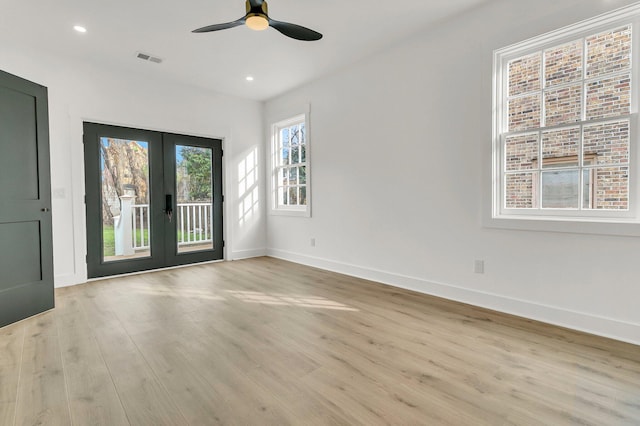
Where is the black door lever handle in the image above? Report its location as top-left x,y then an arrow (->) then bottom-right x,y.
165,194 -> 173,222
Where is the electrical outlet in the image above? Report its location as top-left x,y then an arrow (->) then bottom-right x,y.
310,238 -> 316,247
474,260 -> 485,274
52,188 -> 66,199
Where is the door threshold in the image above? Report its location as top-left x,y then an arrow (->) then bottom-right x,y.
87,258 -> 225,282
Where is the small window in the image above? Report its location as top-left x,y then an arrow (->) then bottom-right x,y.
493,5 -> 640,222
270,113 -> 310,216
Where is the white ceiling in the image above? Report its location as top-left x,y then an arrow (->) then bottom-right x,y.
0,0 -> 487,101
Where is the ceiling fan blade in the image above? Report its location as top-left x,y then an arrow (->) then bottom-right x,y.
248,0 -> 264,8
192,17 -> 246,33
268,19 -> 322,41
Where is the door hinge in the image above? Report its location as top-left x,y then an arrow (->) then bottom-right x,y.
221,149 -> 224,156
222,240 -> 225,248
222,195 -> 224,203
84,195 -> 87,204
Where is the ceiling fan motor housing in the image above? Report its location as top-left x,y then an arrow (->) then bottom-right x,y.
246,0 -> 268,17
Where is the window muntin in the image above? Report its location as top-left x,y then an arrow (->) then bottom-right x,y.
271,114 -> 310,215
497,19 -> 636,218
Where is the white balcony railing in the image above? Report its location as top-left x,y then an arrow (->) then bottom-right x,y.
176,203 -> 213,247
130,203 -> 212,250
131,204 -> 150,250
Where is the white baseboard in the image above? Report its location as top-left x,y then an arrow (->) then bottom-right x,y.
230,248 -> 267,260
267,248 -> 640,346
54,273 -> 83,288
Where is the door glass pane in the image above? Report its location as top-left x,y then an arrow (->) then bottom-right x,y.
176,145 -> 213,253
100,137 -> 151,262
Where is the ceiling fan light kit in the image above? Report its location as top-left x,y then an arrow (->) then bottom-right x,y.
245,16 -> 269,31
193,0 -> 322,41
245,1 -> 269,31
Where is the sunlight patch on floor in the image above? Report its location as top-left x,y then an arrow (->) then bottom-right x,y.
130,285 -> 225,301
226,290 -> 358,311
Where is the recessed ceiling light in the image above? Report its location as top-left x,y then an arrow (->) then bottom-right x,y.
73,25 -> 87,33
246,76 -> 254,82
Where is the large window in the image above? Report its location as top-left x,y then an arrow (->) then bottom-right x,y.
493,5 -> 640,222
271,113 -> 310,216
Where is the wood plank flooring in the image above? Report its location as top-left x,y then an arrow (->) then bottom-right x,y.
1,257 -> 639,425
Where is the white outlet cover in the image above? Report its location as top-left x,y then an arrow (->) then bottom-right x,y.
53,188 -> 66,199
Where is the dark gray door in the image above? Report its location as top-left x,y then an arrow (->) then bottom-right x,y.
163,133 -> 224,266
0,70 -> 54,327
84,123 -> 223,278
84,123 -> 165,278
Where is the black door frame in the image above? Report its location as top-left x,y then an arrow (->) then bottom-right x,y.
83,122 -> 223,278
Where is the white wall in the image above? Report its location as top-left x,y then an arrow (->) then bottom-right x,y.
265,0 -> 640,345
0,45 -> 267,287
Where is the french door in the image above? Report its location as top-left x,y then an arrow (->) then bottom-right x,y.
84,123 -> 223,278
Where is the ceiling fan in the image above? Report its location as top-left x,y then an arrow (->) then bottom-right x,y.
192,0 -> 323,41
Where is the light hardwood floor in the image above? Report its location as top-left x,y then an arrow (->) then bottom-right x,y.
1,257 -> 639,425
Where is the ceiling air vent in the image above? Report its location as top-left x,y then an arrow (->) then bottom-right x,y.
136,52 -> 163,64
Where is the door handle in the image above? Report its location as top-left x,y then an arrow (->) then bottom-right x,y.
41,208 -> 50,212
165,194 -> 173,222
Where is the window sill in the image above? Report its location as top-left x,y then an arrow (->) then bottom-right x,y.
484,214 -> 640,237
270,208 -> 310,218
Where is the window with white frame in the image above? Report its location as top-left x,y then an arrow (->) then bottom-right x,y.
271,114 -> 310,215
493,6 -> 640,221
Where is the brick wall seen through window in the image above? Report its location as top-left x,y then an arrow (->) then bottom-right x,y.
497,19 -> 635,217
